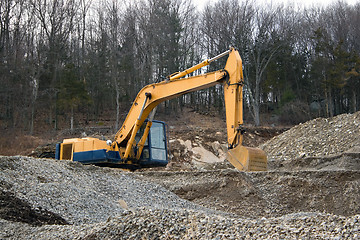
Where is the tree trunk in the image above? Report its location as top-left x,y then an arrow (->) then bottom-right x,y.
325,88 -> 329,117
70,105 -> 74,132
253,102 -> 260,126
30,100 -> 35,135
328,88 -> 334,117
30,78 -> 38,135
115,83 -> 120,131
352,90 -> 357,113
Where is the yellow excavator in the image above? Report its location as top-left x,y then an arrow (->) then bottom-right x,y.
55,47 -> 267,171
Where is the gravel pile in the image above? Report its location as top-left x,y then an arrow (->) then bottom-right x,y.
2,209 -> 359,239
261,111 -> 360,170
0,156 -> 215,226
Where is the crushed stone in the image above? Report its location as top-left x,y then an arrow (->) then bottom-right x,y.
0,156 -> 217,226
261,112 -> 360,170
1,209 -> 359,239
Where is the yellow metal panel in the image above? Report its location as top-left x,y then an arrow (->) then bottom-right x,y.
83,140 -> 93,151
93,139 -> 108,150
63,138 -> 82,143
223,49 -> 243,147
59,138 -> 110,162
73,141 -> 84,152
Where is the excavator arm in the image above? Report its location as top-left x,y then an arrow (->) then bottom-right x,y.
113,69 -> 227,159
112,48 -> 267,171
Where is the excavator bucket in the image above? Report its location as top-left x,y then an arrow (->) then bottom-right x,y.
226,145 -> 267,171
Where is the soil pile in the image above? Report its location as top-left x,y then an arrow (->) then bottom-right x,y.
166,108 -> 285,170
138,169 -> 360,219
261,112 -> 360,170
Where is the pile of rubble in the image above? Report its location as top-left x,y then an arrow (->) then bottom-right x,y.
1,155 -> 359,239
165,107 -> 285,170
261,112 -> 360,170
0,156 -> 213,226
2,209 -> 359,239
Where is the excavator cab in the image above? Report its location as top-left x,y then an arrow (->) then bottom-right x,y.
135,120 -> 168,167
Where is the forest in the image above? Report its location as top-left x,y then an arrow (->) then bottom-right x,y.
1,0 -> 360,135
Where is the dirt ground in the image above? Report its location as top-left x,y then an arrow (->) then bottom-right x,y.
136,169 -> 360,219
158,108 -> 288,170
136,110 -> 360,220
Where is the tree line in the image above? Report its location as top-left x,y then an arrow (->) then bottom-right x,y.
1,0 -> 359,134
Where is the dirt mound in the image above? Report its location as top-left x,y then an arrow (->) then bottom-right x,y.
261,111 -> 360,170
165,108 -> 286,170
138,169 -> 360,219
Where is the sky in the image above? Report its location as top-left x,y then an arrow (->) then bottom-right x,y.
195,0 -> 359,9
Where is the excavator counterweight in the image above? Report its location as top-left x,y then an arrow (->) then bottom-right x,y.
56,48 -> 267,171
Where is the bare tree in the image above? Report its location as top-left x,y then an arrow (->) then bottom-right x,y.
246,4 -> 283,126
